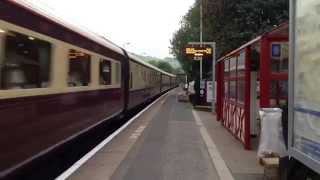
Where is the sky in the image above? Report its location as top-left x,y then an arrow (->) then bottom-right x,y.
25,0 -> 195,59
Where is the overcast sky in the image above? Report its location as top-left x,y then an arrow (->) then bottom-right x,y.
25,0 -> 195,58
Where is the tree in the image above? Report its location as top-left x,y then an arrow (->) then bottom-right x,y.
146,60 -> 175,74
170,0 -> 289,77
138,53 -> 183,74
157,61 -> 174,73
148,60 -> 159,67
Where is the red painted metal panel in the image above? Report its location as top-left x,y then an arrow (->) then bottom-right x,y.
260,37 -> 271,107
216,62 -> 223,121
244,47 -> 252,150
219,51 -> 250,149
260,36 -> 289,108
267,37 -> 288,42
270,73 -> 288,80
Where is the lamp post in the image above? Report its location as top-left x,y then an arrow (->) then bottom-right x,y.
200,0 -> 203,80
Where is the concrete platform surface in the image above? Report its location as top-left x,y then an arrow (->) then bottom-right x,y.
110,91 -> 219,180
196,109 -> 264,180
66,89 -> 263,180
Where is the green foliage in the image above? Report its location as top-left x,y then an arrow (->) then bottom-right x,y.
148,60 -> 159,67
170,0 -> 289,76
135,53 -> 184,74
157,61 -> 174,73
148,60 -> 184,74
147,60 -> 174,73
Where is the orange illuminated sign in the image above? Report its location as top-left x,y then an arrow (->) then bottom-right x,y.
185,47 -> 212,56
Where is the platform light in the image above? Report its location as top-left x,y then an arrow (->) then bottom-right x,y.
0,28 -> 5,33
28,36 -> 35,40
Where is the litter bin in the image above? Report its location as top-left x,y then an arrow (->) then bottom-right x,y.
258,108 -> 287,158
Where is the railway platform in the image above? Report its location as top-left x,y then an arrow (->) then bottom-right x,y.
58,89 -> 263,180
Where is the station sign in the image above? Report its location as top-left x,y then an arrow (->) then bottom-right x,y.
185,46 -> 213,60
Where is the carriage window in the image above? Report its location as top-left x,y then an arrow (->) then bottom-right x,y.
100,59 -> 111,85
130,72 -> 133,88
68,49 -> 91,87
0,30 -> 51,89
114,62 -> 121,84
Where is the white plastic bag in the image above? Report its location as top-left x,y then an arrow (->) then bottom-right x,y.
258,108 -> 287,158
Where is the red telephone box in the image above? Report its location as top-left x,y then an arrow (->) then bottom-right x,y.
216,23 -> 289,150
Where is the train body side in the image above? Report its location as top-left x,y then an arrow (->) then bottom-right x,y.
126,59 -> 161,110
161,73 -> 172,92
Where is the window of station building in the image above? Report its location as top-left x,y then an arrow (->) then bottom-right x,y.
238,51 -> 246,77
99,59 -> 111,85
271,42 -> 289,72
229,81 -> 237,100
229,57 -> 237,77
237,80 -> 245,103
251,44 -> 260,71
224,59 -> 229,77
270,80 -> 288,103
0,30 -> 51,90
224,81 -> 229,97
68,49 -> 91,87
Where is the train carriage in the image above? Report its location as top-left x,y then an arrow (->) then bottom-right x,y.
0,1 -> 127,176
127,53 -> 176,110
0,0 -> 177,178
127,54 -> 161,110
